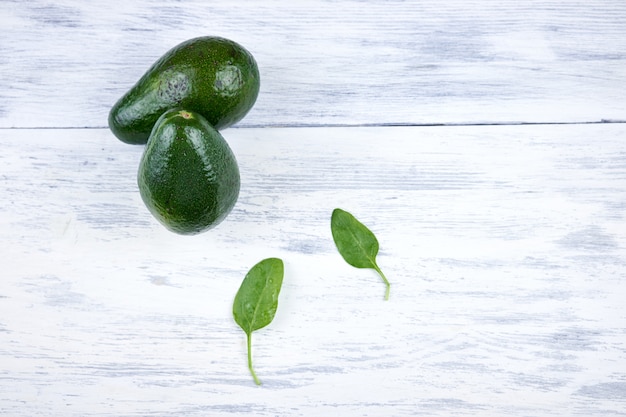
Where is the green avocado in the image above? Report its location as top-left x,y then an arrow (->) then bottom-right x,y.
109,36 -> 260,144
137,108 -> 240,235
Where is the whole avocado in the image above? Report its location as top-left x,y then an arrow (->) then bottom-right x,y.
137,108 -> 240,235
109,36 -> 260,145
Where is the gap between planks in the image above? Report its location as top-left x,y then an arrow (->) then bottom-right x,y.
0,119 -> 624,130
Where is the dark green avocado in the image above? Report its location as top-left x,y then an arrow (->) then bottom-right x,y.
137,108 -> 240,235
109,36 -> 260,144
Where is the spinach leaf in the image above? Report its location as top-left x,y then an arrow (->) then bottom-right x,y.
232,257 -> 284,385
331,208 -> 390,300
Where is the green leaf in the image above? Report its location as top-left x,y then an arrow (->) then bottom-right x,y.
233,257 -> 284,385
331,208 -> 390,300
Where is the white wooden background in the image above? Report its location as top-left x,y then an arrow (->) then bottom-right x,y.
1,1 -> 626,416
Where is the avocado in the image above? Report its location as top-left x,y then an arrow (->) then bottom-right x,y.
109,36 -> 260,145
137,109 -> 240,235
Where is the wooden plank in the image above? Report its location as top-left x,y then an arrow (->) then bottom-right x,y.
1,124 -> 625,415
1,0 -> 625,128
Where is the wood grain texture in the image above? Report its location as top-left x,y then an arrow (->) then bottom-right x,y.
1,0 -> 625,128
1,124 -> 625,416
2,1 -> 625,415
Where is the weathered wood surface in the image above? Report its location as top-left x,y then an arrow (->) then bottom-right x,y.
1,124 -> 626,416
0,0 -> 625,128
2,1 -> 626,416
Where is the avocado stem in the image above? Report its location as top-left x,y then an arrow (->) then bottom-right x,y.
178,110 -> 193,119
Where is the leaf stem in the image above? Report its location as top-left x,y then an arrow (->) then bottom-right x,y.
247,332 -> 261,385
373,263 -> 390,300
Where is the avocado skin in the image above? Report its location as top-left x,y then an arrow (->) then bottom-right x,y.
137,109 -> 240,235
110,36 -> 260,145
